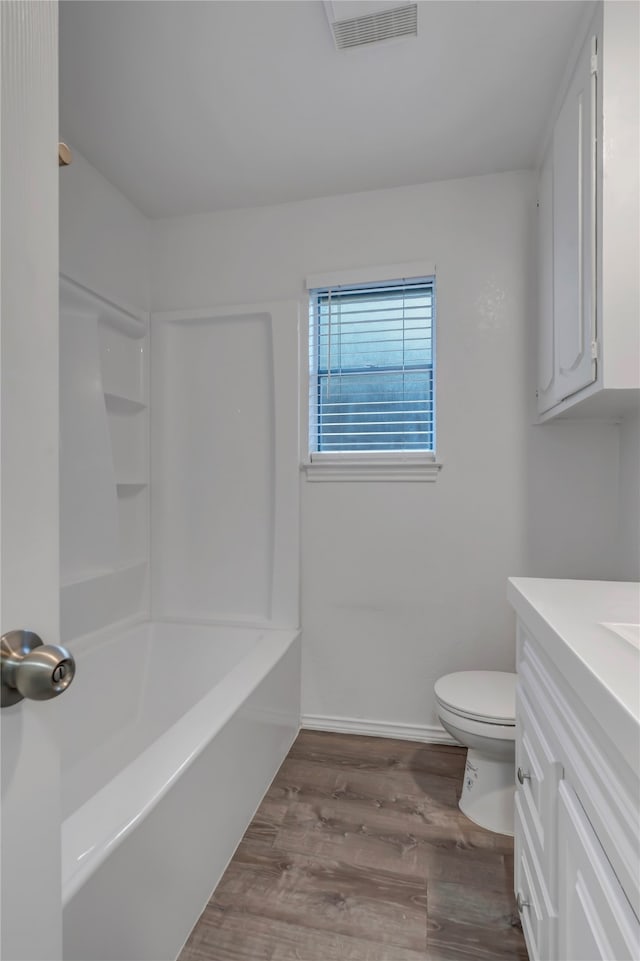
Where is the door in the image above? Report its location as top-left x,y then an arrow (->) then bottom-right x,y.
537,145 -> 556,414
1,2 -> 61,959
552,31 -> 598,402
557,782 -> 640,961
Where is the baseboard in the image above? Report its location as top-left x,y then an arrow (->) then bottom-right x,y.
301,713 -> 458,745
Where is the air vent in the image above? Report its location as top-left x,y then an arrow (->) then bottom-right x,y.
327,3 -> 418,50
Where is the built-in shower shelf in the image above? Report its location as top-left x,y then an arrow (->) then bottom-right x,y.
116,557 -> 147,573
62,566 -> 113,588
116,482 -> 148,494
61,558 -> 147,589
104,392 -> 147,414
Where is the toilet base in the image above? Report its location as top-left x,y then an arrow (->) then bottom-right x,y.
458,748 -> 514,836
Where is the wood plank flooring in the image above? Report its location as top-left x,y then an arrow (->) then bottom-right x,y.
179,730 -> 528,961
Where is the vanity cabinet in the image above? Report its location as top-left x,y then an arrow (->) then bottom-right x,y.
513,614 -> 640,961
557,782 -> 639,961
537,2 -> 639,420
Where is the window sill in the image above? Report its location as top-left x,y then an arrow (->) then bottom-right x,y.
301,455 -> 443,483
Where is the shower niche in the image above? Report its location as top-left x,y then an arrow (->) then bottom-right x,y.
60,276 -> 149,639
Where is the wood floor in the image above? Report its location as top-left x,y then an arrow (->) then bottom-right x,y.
179,730 -> 528,961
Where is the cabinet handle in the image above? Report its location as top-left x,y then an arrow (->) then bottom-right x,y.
517,767 -> 531,785
516,892 -> 529,913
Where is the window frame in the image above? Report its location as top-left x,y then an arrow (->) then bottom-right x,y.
301,262 -> 442,483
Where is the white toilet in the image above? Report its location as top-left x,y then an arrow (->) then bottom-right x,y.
434,670 -> 516,836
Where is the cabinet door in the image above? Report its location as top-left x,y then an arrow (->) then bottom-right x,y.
552,33 -> 597,402
537,147 -> 556,414
515,795 -> 557,961
557,782 -> 640,961
516,683 -> 563,888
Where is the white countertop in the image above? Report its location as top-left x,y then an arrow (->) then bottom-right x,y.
508,577 -> 640,774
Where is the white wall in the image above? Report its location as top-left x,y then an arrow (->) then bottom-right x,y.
617,411 -> 640,580
151,171 -> 622,736
525,420 -> 621,578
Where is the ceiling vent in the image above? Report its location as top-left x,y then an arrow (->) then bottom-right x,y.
324,1 -> 418,51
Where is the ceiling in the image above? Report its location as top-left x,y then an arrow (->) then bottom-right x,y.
59,0 -> 589,219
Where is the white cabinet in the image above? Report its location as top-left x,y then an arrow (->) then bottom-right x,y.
537,149 -> 555,415
514,623 -> 640,961
557,782 -> 640,961
551,33 -> 597,406
537,2 -> 640,420
514,793 -> 557,961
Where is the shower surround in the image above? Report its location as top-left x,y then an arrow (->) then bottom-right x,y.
60,284 -> 301,960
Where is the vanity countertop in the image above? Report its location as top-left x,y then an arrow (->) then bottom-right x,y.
508,577 -> 640,774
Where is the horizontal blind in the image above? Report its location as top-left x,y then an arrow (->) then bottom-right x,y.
309,278 -> 435,453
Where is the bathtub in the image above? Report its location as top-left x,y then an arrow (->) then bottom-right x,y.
61,619 -> 301,961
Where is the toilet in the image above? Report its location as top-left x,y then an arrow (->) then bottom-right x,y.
434,671 -> 516,836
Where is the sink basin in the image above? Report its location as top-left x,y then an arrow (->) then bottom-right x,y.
600,622 -> 640,650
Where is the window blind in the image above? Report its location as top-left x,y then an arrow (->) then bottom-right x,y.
309,278 -> 435,454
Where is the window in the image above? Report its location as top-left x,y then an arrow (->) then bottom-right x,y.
308,276 -> 436,465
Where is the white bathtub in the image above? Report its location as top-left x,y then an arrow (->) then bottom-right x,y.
61,619 -> 301,961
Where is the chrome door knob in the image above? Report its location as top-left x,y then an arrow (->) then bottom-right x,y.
516,891 -> 529,913
517,767 -> 531,785
1,630 -> 75,707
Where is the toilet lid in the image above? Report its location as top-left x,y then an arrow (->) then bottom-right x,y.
435,671 -> 516,724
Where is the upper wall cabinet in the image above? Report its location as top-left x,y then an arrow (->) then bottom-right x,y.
537,2 -> 640,420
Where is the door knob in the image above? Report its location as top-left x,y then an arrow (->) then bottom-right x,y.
58,142 -> 72,166
1,630 -> 75,707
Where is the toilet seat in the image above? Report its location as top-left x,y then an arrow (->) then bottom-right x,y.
436,702 -> 516,742
434,671 -> 516,725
